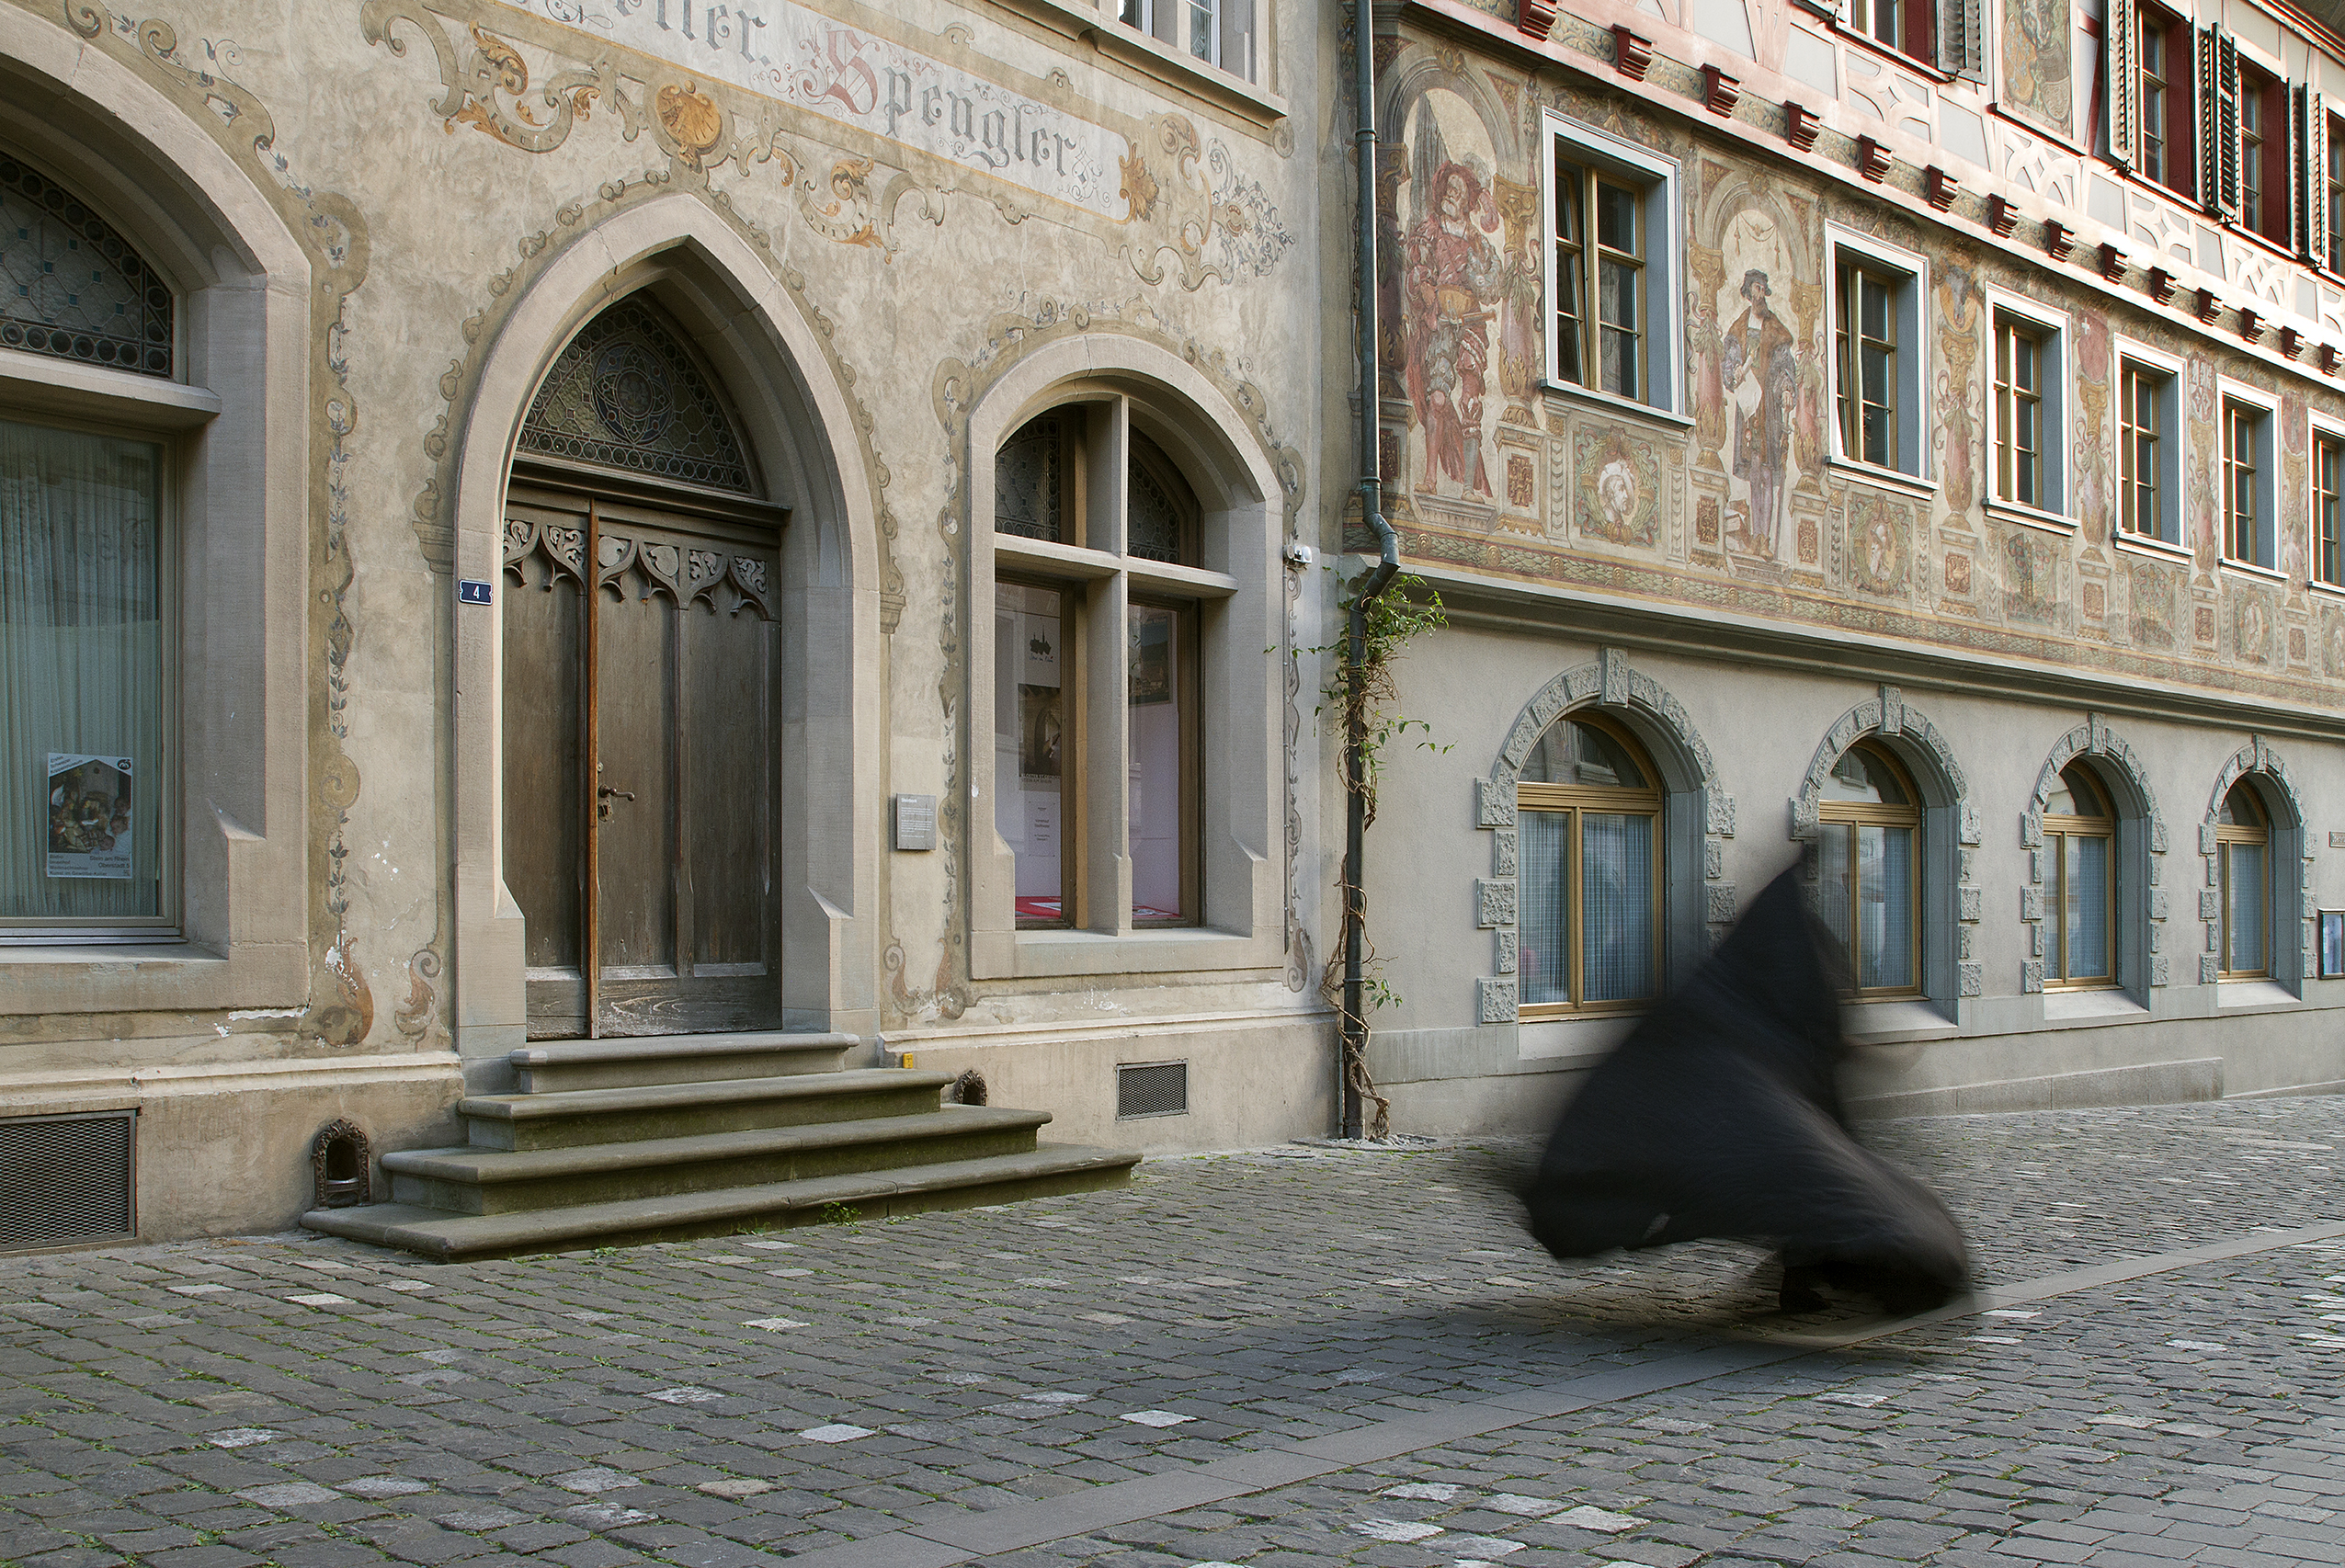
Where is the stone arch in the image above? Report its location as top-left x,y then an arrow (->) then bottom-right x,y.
448,194 -> 883,1082
2200,736 -> 2313,987
2019,715 -> 2172,994
1791,687 -> 1983,1003
1470,648 -> 1737,1024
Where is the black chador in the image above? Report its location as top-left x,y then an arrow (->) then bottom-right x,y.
1520,868 -> 1971,1314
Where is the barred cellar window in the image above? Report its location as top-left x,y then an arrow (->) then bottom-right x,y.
1815,742 -> 1921,996
1516,717 -> 1661,1015
2043,766 -> 2116,989
1,153 -> 179,941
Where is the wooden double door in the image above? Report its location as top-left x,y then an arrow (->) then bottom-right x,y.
502,480 -> 785,1039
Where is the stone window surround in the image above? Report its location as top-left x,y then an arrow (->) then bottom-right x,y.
2019,716 -> 2171,996
1790,686 -> 1983,1008
1471,648 -> 1736,1026
2199,737 -> 2312,990
0,25 -> 312,1015
445,199 -> 886,1083
965,337 -> 1286,982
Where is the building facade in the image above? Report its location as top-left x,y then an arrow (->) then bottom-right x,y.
0,0 -> 1337,1246
1351,0 -> 2345,1130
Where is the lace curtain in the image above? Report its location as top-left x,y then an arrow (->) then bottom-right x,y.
0,419 -> 164,924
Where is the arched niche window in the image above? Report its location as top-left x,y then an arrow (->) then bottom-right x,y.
2216,781 -> 2271,979
2,153 -> 178,941
1816,740 -> 1920,995
2043,764 -> 2116,989
993,403 -> 1212,929
1516,715 -> 1662,1013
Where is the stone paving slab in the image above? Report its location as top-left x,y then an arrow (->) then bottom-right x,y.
1,1099 -> 2341,1566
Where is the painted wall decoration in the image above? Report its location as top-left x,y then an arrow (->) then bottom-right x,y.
2000,0 -> 2074,140
1845,493 -> 1908,598
1934,259 -> 1984,521
2074,310 -> 2112,542
1574,427 -> 1660,548
2004,529 -> 2061,628
1690,179 -> 1821,565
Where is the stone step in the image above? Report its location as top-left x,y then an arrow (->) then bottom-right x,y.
507,1031 -> 859,1093
461,1068 -> 956,1150
388,1107 -> 1052,1213
302,1143 -> 1142,1260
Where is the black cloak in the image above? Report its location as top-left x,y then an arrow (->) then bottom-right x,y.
1520,867 -> 1970,1312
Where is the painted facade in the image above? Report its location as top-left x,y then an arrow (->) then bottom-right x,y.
1349,0 -> 2345,1131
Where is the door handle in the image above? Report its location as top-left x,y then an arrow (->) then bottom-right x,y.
597,783 -> 635,820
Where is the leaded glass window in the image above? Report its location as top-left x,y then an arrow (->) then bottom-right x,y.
518,297 -> 754,494
1128,431 -> 1193,564
0,154 -> 173,379
996,416 -> 1063,543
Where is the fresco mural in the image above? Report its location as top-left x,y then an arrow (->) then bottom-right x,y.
2001,0 -> 2074,140
1368,42 -> 2334,709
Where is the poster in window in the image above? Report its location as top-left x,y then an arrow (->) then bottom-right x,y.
2322,911 -> 2345,978
47,753 -> 134,880
1128,610 -> 1174,705
1018,684 -> 1064,779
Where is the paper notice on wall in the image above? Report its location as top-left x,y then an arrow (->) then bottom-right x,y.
46,753 -> 133,880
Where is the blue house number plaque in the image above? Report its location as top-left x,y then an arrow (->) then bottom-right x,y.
458,579 -> 493,606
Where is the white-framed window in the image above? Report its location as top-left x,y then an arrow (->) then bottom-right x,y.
2314,415 -> 2345,588
1542,113 -> 1681,414
1826,226 -> 1928,480
2116,339 -> 2183,549
2219,378 -> 2278,572
1118,0 -> 1257,82
1984,289 -> 2068,524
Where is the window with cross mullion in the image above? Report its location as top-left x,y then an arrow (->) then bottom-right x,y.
1995,320 -> 2043,509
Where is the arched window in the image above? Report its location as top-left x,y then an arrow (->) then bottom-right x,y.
2216,781 -> 2271,978
1516,715 -> 1661,1012
994,405 -> 1203,928
2043,763 -> 2115,988
1816,740 -> 1920,994
2,153 -> 176,940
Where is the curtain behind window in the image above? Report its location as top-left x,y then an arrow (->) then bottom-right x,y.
1519,811 -> 1569,1006
1580,811 -> 1652,1002
2066,835 -> 2111,980
0,419 -> 163,924
2225,841 -> 2267,971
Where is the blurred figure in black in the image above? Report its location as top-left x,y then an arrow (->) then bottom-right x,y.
1520,867 -> 1970,1315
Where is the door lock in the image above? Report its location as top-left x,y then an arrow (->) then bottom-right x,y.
597,784 -> 636,820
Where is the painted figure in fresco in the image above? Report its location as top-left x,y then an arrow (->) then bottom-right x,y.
1405,161 -> 1502,497
1934,265 -> 1982,517
1720,268 -> 1797,556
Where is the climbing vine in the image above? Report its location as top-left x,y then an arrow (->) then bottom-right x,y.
1301,568 -> 1448,1139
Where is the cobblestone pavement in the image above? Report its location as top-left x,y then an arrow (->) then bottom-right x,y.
4,1097 -> 2343,1568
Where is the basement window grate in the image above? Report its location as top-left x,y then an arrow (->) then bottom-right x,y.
1116,1061 -> 1189,1119
1,1112 -> 135,1252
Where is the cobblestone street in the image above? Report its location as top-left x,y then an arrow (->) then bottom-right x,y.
4,1097 -> 2343,1568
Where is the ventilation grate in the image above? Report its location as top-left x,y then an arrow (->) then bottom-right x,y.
1116,1061 -> 1189,1119
1,1112 -> 135,1251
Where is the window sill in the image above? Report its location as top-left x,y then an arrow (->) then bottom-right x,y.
973,923 -> 1277,979
2307,578 -> 2345,600
1129,559 -> 1238,599
1517,1013 -> 1641,1065
2219,558 -> 2288,584
0,346 -> 221,429
995,0 -> 1287,127
1842,996 -> 1956,1045
0,941 -> 214,966
2217,977 -> 2299,1010
1826,455 -> 1937,501
1829,25 -> 1957,85
994,533 -> 1120,580
1540,381 -> 1691,432
2043,986 -> 2146,1023
2113,528 -> 2192,563
1985,499 -> 2074,535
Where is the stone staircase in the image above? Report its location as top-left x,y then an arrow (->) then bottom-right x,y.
302,1033 -> 1139,1261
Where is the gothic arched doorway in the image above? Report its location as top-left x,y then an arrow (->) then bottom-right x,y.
500,294 -> 785,1039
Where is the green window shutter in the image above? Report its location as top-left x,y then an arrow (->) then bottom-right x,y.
2202,28 -> 2240,222
2300,85 -> 2328,263
2107,0 -> 2138,173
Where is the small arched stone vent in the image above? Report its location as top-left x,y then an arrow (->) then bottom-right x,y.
2199,737 -> 2313,984
1471,647 -> 1736,1024
1789,686 -> 1983,998
2020,715 -> 2169,993
310,1120 -> 371,1210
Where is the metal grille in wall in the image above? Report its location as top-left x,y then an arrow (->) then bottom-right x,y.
518,296 -> 756,494
1115,1061 -> 1189,1119
0,154 -> 173,377
0,1112 -> 135,1251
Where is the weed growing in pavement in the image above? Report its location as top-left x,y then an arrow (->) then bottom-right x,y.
820,1202 -> 861,1224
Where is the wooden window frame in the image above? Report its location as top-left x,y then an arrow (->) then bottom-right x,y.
1994,316 -> 2046,511
2118,358 -> 2167,542
1552,157 -> 1645,402
2216,784 -> 2271,980
2328,109 -> 2345,273
2136,6 -> 2197,195
2223,395 -> 2271,566
2043,767 -> 2117,992
1835,262 -> 1899,471
1542,115 -> 1680,414
2314,421 -> 2344,588
1816,740 -> 1923,1000
1515,713 -> 1664,1018
0,409 -> 182,942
